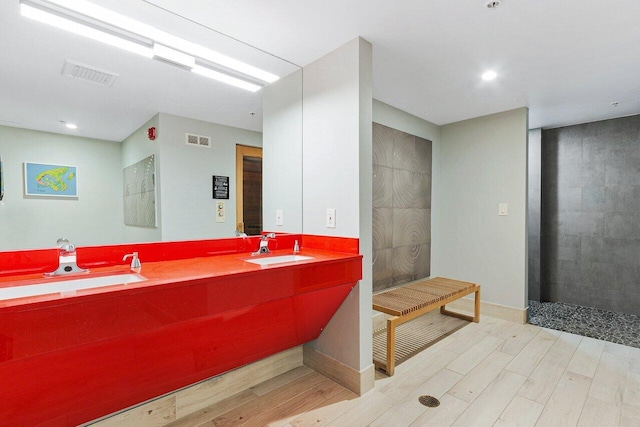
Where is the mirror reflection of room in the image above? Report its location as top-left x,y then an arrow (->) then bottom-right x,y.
0,0 -> 302,251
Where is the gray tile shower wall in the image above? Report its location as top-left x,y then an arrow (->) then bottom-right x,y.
528,129 -> 542,301
540,114 -> 640,316
372,122 -> 432,292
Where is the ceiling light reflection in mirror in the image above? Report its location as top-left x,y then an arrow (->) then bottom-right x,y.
20,0 -> 277,92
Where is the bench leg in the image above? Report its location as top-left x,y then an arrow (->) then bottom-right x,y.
439,288 -> 481,323
386,316 -> 399,376
473,288 -> 481,323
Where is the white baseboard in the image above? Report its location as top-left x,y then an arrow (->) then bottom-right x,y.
446,297 -> 528,324
303,345 -> 375,395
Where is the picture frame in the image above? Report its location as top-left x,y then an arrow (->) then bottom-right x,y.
24,162 -> 78,198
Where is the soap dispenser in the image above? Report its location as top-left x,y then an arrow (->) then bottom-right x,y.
123,252 -> 141,270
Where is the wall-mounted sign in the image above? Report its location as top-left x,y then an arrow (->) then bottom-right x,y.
212,175 -> 229,199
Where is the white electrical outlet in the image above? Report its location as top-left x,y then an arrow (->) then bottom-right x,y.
498,203 -> 508,216
216,201 -> 226,222
326,208 -> 336,228
276,209 -> 283,226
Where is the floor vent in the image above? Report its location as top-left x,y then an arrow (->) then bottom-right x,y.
418,395 -> 440,407
185,133 -> 211,148
61,59 -> 119,87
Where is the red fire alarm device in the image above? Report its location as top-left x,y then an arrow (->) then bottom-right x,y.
147,127 -> 157,140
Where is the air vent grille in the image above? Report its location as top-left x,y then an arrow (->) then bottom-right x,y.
61,59 -> 119,87
185,133 -> 211,148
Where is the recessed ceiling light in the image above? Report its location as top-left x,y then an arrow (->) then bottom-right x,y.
65,123 -> 78,129
482,70 -> 497,81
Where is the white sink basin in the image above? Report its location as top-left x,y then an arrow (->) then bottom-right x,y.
245,255 -> 313,266
0,273 -> 146,301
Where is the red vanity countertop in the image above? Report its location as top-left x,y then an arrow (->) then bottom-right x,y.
0,236 -> 362,425
0,247 -> 362,309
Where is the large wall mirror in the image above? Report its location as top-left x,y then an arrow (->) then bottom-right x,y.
0,0 -> 303,251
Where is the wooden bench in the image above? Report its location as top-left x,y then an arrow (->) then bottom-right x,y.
372,277 -> 480,376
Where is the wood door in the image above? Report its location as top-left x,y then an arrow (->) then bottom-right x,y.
236,145 -> 263,235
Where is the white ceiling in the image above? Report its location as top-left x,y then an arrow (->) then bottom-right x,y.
2,0 -> 639,142
146,0 -> 640,129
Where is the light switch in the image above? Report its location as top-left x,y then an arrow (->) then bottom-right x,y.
498,203 -> 508,216
216,201 -> 225,222
326,208 -> 336,228
276,209 -> 283,226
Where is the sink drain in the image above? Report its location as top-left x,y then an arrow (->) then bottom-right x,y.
418,395 -> 440,407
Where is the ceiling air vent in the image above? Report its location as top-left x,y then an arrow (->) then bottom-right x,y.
185,133 -> 211,148
61,59 -> 119,87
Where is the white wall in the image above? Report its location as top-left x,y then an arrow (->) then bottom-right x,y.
0,125 -> 123,251
158,113 -> 262,241
303,37 -> 373,373
303,41 -> 363,238
121,114 -> 162,243
433,108 -> 529,309
262,69 -> 303,233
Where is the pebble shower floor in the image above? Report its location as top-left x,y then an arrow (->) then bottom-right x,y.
528,300 -> 640,348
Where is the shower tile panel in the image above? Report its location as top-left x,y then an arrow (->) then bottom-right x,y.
579,262 -> 619,289
604,213 -> 640,239
392,130 -> 416,171
392,169 -> 430,208
415,244 -> 431,278
580,237 -> 640,266
373,248 -> 393,292
415,137 -> 432,175
372,208 -> 393,249
528,129 -> 542,302
373,165 -> 393,208
392,245 -> 415,285
540,115 -> 640,316
581,187 -> 606,212
373,123 -> 394,167
605,186 -> 640,212
545,187 -> 582,213
546,212 -> 604,237
392,209 -> 430,247
373,123 -> 432,291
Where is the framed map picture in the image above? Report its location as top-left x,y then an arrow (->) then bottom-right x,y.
24,162 -> 78,198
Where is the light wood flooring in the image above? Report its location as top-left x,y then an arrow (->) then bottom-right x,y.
167,312 -> 640,426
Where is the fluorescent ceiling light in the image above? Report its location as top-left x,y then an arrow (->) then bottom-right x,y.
482,70 -> 498,81
39,0 -> 279,83
65,123 -> 78,129
20,3 -> 153,58
179,44 -> 279,84
192,66 -> 261,92
153,43 -> 195,69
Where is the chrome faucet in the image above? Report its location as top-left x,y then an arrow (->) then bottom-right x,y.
252,233 -> 276,255
44,238 -> 88,276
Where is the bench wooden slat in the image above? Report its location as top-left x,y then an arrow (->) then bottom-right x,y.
372,276 -> 480,376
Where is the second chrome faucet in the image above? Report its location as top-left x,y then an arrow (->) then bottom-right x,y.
252,233 -> 276,255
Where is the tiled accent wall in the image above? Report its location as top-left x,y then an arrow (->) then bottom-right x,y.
540,114 -> 640,315
372,122 -> 432,292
